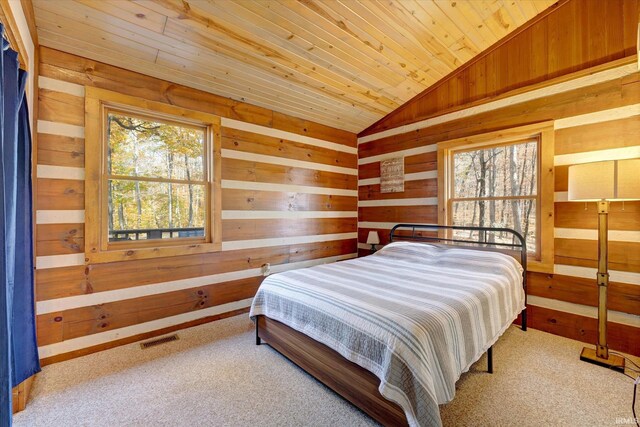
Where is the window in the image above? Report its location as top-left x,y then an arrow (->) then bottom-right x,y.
451,139 -> 538,255
438,123 -> 554,273
85,88 -> 221,263
106,110 -> 207,243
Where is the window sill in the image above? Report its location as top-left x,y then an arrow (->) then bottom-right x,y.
85,241 -> 222,264
526,259 -> 554,274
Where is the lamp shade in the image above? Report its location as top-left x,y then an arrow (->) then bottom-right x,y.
568,159 -> 640,201
616,158 -> 640,200
366,231 -> 380,245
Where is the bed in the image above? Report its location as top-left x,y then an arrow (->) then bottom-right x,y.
250,224 -> 528,427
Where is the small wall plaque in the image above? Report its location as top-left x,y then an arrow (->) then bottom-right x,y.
380,157 -> 404,193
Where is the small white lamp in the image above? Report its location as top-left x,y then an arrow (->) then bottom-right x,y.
568,158 -> 640,371
366,231 -> 380,253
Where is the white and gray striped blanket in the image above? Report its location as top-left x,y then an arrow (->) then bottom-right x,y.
250,241 -> 525,427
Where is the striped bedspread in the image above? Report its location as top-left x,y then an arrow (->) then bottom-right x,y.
250,241 -> 525,427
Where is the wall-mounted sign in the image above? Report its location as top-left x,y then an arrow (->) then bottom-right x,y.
380,157 -> 404,193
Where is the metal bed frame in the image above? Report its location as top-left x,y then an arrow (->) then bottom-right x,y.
390,223 -> 529,375
390,223 -> 528,331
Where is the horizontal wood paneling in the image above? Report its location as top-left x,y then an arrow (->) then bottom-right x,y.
36,223 -> 84,242
359,134 -> 438,160
35,241 -> 356,304
35,265 -> 88,302
528,272 -> 640,316
36,241 -> 84,258
270,112 -> 356,149
288,240 -> 354,263
222,127 -> 357,169
39,307 -> 249,366
82,240 -> 355,298
37,133 -> 84,167
37,276 -> 262,346
222,158 -> 356,190
38,88 -> 84,126
523,305 -> 639,357
359,179 -> 438,201
358,228 -> 437,247
358,206 -> 436,224
554,239 -> 640,273
361,0 -> 638,135
35,50 -> 358,361
222,189 -> 356,212
357,248 -> 371,258
358,152 -> 437,180
555,116 -> 640,155
555,201 -> 640,231
358,179 -> 438,205
222,218 -> 356,241
36,223 -> 84,256
36,178 -> 84,210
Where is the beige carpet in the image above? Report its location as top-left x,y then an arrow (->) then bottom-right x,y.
14,314 -> 639,426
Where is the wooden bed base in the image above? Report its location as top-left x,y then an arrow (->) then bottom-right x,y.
254,224 -> 526,425
256,315 -> 496,426
256,315 -> 408,426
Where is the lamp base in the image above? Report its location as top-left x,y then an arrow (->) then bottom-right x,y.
580,347 -> 625,372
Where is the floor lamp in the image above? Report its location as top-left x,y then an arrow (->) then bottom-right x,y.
567,158 -> 640,371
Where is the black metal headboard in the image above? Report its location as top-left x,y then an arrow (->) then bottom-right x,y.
389,223 -> 527,331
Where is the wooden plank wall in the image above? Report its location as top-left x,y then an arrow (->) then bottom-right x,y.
35,47 -> 358,364
357,68 -> 640,356
361,0 -> 639,136
358,0 -> 640,356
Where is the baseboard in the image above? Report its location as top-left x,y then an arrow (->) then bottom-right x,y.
40,307 -> 250,366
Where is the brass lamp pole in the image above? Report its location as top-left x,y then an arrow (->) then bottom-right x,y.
568,159 -> 640,371
580,198 -> 624,370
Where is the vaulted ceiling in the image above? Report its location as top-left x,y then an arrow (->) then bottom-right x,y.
33,0 -> 556,132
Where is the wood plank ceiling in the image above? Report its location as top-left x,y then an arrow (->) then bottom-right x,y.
33,0 -> 556,132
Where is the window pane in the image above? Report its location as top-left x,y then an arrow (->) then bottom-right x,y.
107,112 -> 205,181
451,199 -> 537,254
108,179 -> 206,242
453,140 -> 537,199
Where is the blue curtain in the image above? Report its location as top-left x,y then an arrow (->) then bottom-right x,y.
12,67 -> 39,388
1,24 -> 40,424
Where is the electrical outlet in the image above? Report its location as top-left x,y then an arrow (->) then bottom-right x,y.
261,263 -> 271,276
